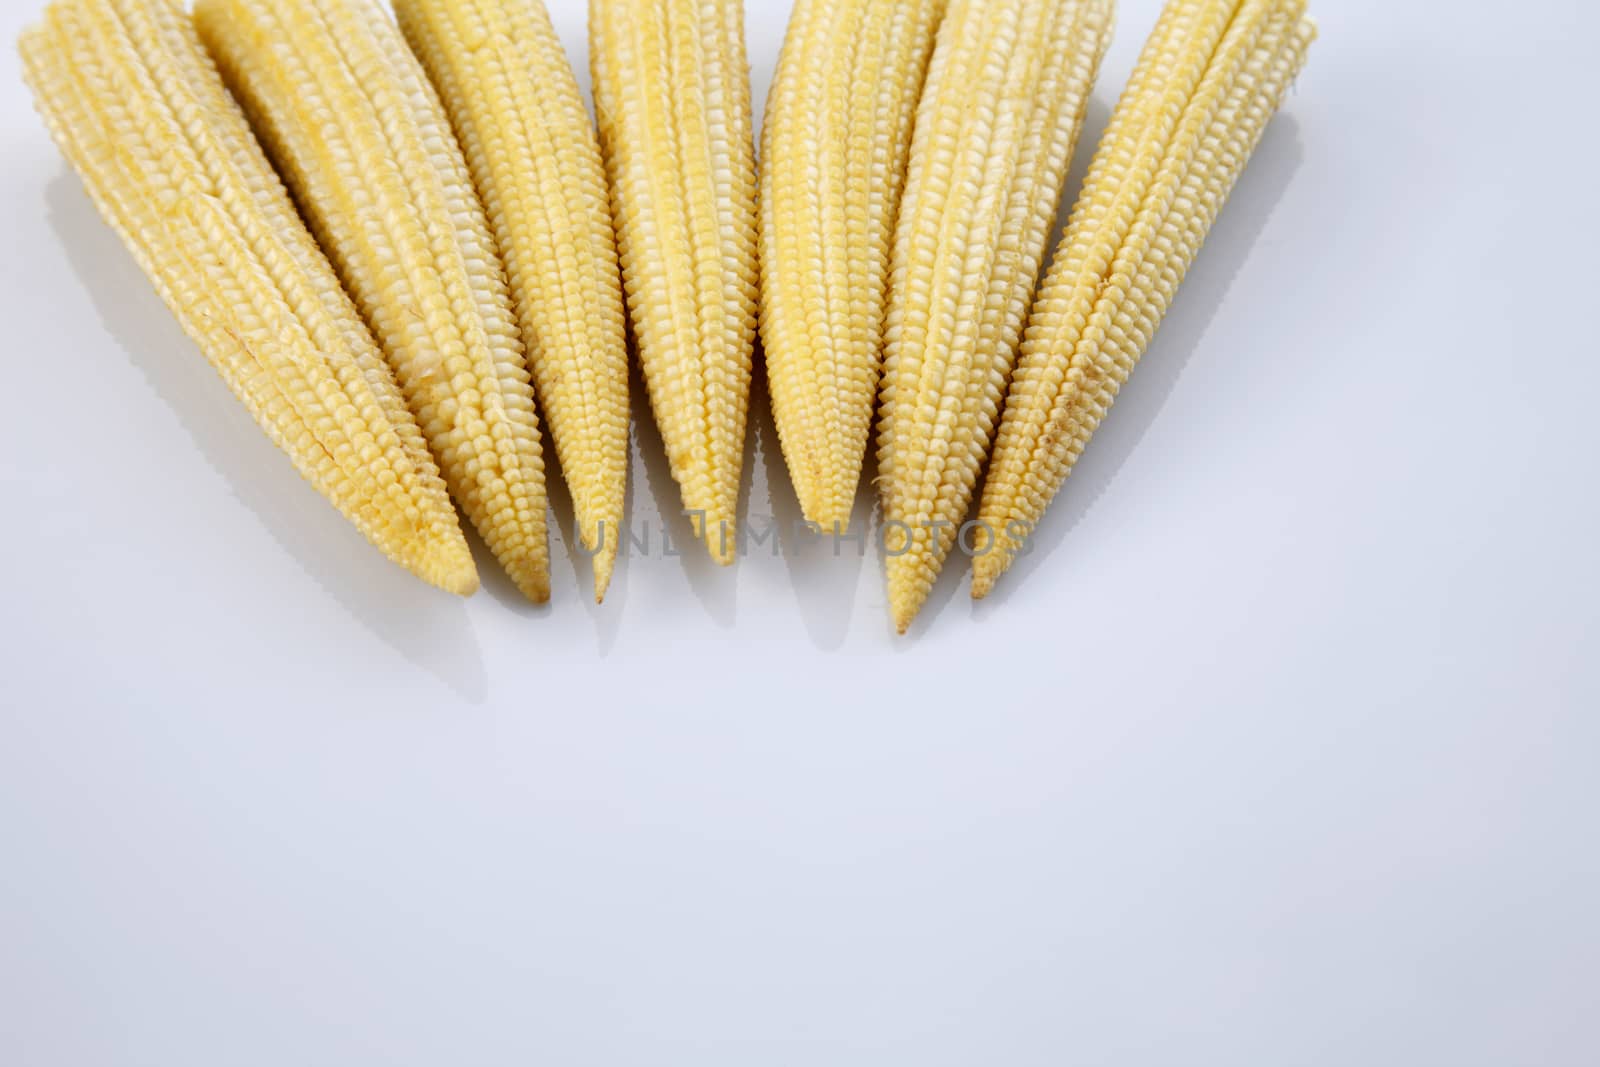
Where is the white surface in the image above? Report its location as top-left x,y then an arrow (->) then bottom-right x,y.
3,0 -> 1597,1063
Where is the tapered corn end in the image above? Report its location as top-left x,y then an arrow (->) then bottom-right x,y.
578,475 -> 627,602
969,546 -> 1004,601
708,529 -> 738,568
587,519 -> 620,603
887,561 -> 928,636
814,506 -> 854,534
876,0 -> 1113,632
761,0 -> 946,532
372,525 -> 475,597
506,535 -> 552,604
790,471 -> 854,533
969,513 -> 1037,599
434,554 -> 483,598
196,0 -> 551,603
684,493 -> 740,566
974,0 -> 1316,598
779,446 -> 851,531
884,520 -> 956,632
22,0 -> 477,596
787,463 -> 857,534
570,481 -> 626,595
592,0 -> 758,559
397,0 -> 632,607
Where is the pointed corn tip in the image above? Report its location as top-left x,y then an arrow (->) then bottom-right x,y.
799,500 -> 853,535
886,564 -> 929,636
707,538 -> 738,567
498,519 -> 553,605
412,538 -> 478,597
792,471 -> 855,534
592,560 -> 614,604
589,527 -> 619,604
971,556 -> 1001,602
444,568 -> 481,598
509,566 -> 551,605
689,504 -> 739,566
972,520 -> 1024,600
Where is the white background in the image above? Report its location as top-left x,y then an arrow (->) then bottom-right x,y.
3,0 -> 1597,1063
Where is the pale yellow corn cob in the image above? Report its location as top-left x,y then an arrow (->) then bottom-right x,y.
195,0 -> 551,602
591,0 -> 758,565
759,0 -> 946,529
395,0 -> 630,603
876,0 -> 1113,633
973,0 -> 1316,599
19,0 -> 476,595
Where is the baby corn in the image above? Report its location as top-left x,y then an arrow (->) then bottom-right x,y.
591,0 -> 758,565
877,0 -> 1113,633
760,0 -> 946,529
973,0 -> 1316,599
195,0 -> 551,602
19,0 -> 476,595
396,0 -> 630,603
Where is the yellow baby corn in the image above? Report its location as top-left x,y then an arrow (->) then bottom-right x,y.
973,0 -> 1316,599
591,0 -> 758,565
876,0 -> 1113,633
19,0 -> 476,595
396,0 -> 630,603
195,0 -> 551,602
759,0 -> 946,529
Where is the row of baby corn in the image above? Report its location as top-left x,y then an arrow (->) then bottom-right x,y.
20,0 -> 1313,631
769,0 -> 1314,631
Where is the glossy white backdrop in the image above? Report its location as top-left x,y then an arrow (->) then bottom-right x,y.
2,1 -> 1596,1063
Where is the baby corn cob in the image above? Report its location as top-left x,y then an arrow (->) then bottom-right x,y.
19,0 -> 476,595
877,0 -> 1113,633
760,0 -> 946,529
396,0 -> 629,603
591,0 -> 758,565
972,0 -> 1316,599
195,0 -> 551,602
